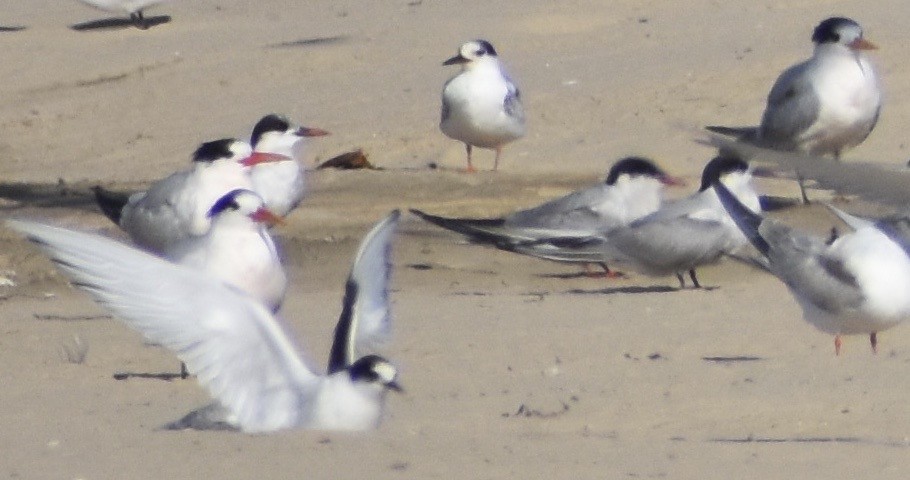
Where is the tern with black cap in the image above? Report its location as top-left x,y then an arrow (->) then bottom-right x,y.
440,40 -> 526,172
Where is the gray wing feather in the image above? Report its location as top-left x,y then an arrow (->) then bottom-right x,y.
440,96 -> 451,124
509,236 -> 607,264
825,204 -> 874,231
758,219 -> 865,312
759,65 -> 821,149
872,216 -> 910,261
605,217 -> 737,275
705,125 -> 759,143
503,80 -> 525,123
505,185 -> 615,231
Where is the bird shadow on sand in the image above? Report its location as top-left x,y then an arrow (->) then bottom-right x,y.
113,371 -> 185,382
0,181 -> 101,211
564,285 -> 680,295
709,436 -> 859,445
701,356 -> 764,363
707,436 -> 910,448
0,25 -> 27,32
70,15 -> 171,31
537,271 -> 622,280
265,35 -> 349,49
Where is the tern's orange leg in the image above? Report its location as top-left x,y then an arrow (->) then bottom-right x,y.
493,147 -> 502,171
465,144 -> 476,173
834,335 -> 842,356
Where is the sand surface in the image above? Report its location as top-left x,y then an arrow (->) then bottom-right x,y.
3,0 -> 910,478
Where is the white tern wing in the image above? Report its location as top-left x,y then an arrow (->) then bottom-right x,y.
328,211 -> 399,371
8,220 -> 318,433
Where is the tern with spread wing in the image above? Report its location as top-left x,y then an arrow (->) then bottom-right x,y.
8,211 -> 403,433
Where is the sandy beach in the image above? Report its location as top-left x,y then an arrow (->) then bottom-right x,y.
3,0 -> 910,478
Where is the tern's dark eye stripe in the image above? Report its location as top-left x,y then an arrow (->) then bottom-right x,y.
207,189 -> 247,217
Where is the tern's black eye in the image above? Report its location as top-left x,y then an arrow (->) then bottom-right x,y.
475,49 -> 485,56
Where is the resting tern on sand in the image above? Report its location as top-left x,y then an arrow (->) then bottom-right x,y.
248,114 -> 330,217
411,157 -> 684,276
708,17 -> 882,203
509,156 -> 761,289
440,40 -> 526,172
714,181 -> 910,355
9,211 -> 403,433
93,138 -> 288,254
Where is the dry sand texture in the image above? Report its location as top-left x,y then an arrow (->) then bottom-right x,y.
2,0 -> 910,478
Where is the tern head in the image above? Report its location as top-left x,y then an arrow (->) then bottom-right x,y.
348,355 -> 403,392
812,17 -> 876,51
192,138 -> 253,164
699,156 -> 750,192
251,114 -> 329,159
443,40 -> 499,68
206,189 -> 285,226
605,156 -> 685,187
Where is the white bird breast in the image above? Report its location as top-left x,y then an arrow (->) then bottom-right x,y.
309,374 -> 386,430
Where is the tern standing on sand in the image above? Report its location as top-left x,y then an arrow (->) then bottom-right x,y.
440,40 -> 526,172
